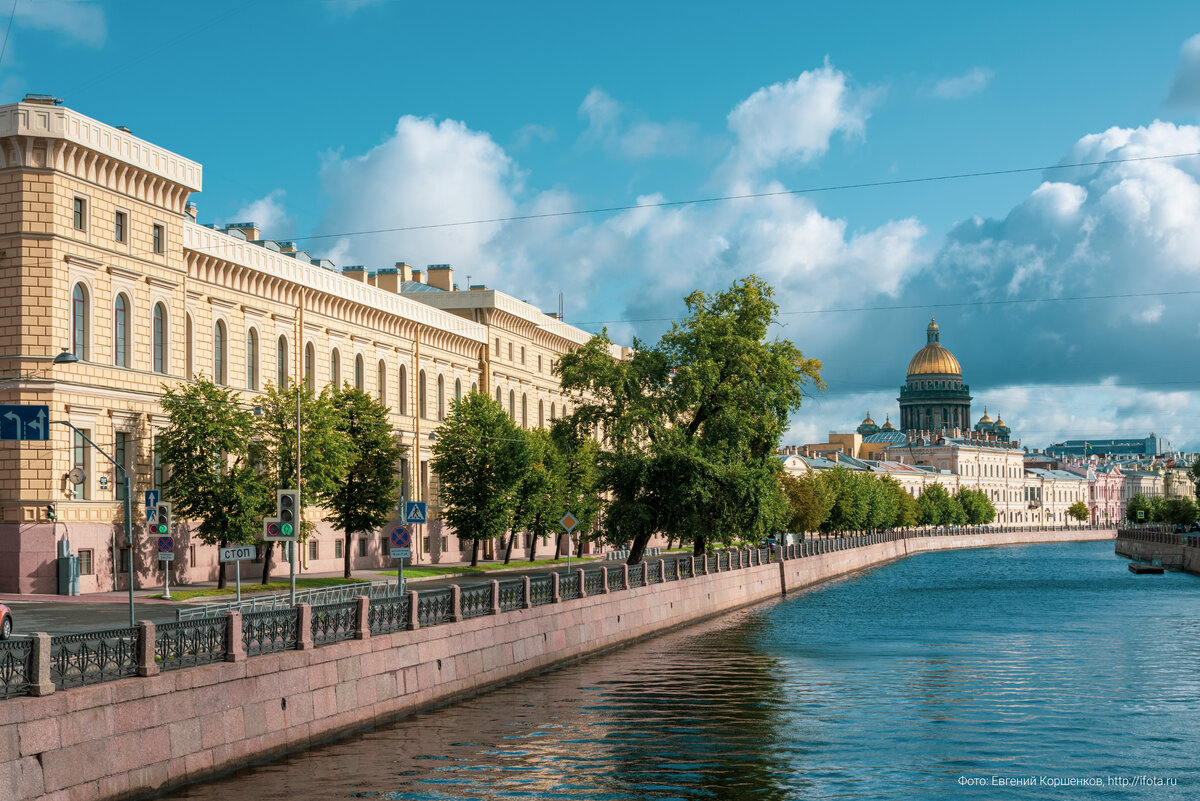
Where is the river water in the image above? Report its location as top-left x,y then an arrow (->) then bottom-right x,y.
161,541 -> 1200,800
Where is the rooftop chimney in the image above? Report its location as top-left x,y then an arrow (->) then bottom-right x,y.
375,267 -> 400,293
341,266 -> 366,283
185,201 -> 198,221
396,262 -> 413,282
427,264 -> 453,291
225,222 -> 260,241
412,269 -> 425,284
278,241 -> 298,254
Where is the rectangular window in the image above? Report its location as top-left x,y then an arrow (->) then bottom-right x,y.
189,545 -> 196,568
73,197 -> 87,230
358,538 -> 368,557
422,535 -> 430,553
152,224 -> 164,254
153,436 -> 164,489
73,429 -> 91,500
309,541 -> 318,561
120,548 -> 131,573
114,432 -> 128,501
495,337 -> 500,354
114,211 -> 126,243
334,539 -> 343,558
520,346 -> 525,365
78,549 -> 93,575
537,354 -> 542,372
381,536 -> 389,556
508,342 -> 513,360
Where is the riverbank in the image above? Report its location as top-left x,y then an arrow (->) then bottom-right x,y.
0,526 -> 1114,801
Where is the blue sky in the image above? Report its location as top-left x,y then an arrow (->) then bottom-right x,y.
9,0 -> 1200,451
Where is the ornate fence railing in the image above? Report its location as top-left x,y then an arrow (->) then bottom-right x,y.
560,572 -> 582,600
242,609 -> 298,656
367,595 -> 410,636
311,601 -> 358,647
50,627 -> 139,689
646,562 -> 663,584
583,568 -> 605,596
607,565 -> 626,591
417,588 -> 455,627
0,638 -> 32,699
529,575 -> 554,606
498,579 -> 526,612
155,617 -> 226,671
627,564 -> 645,588
460,584 -> 493,619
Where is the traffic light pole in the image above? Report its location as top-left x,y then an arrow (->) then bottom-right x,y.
52,421 -> 136,627
293,384 -> 300,607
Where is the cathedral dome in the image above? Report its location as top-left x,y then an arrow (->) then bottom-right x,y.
906,317 -> 962,377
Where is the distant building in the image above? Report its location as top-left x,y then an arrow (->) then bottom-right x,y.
897,318 -> 973,433
1045,435 -> 1169,459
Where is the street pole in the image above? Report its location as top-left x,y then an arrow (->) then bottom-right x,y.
293,381 -> 300,606
53,421 -> 136,627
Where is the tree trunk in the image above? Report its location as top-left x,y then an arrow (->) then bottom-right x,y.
261,541 -> 275,586
576,536 -> 584,558
503,531 -> 516,564
528,532 -> 538,562
552,534 -> 563,561
343,533 -> 352,579
471,538 -> 479,567
692,534 -> 704,557
627,532 -> 652,565
217,540 -> 228,589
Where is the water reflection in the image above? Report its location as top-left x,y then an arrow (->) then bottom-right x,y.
162,541 -> 1200,800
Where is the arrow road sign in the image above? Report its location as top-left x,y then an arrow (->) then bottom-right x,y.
391,526 -> 411,548
0,405 -> 50,441
144,490 -> 159,510
404,502 -> 426,524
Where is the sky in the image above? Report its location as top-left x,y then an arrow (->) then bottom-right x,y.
8,0 -> 1200,451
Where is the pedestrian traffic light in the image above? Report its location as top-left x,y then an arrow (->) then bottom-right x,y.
154,502 -> 172,536
277,489 -> 298,537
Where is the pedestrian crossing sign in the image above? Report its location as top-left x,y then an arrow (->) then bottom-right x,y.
405,501 -> 427,523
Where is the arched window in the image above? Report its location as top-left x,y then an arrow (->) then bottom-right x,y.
418,370 -> 427,418
113,293 -> 130,367
277,336 -> 288,388
153,303 -> 167,374
471,382 -> 477,394
246,328 -> 259,390
304,343 -> 315,391
185,313 -> 194,378
495,386 -> 502,404
550,402 -> 556,421
330,348 -> 341,387
377,360 -> 386,403
521,393 -> 528,429
213,320 -> 227,384
399,365 -> 408,414
539,400 -> 544,428
71,283 -> 89,360
355,354 -> 364,390
509,390 -> 515,419
437,375 -> 445,420
454,378 -> 461,403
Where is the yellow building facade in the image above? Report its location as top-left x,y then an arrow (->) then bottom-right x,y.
0,97 -> 618,593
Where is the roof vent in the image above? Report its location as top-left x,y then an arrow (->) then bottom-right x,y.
22,94 -> 63,106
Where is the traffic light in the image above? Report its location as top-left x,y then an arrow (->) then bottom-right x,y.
154,503 -> 172,536
277,489 -> 298,538
46,503 -> 56,521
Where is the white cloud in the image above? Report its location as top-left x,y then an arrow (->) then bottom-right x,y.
15,0 -> 106,47
229,190 -> 292,239
577,88 -> 695,159
725,60 -> 873,174
1166,33 -> 1200,110
932,67 -> 994,100
512,123 -> 556,149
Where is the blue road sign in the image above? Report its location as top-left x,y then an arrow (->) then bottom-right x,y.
391,527 -> 411,548
0,404 -> 49,441
144,490 -> 159,509
404,502 -> 427,524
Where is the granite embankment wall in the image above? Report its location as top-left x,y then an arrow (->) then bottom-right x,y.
1,526 -> 1115,801
1114,528 -> 1200,573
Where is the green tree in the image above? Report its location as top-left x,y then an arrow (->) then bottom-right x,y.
884,478 -> 919,528
1126,493 -> 1153,523
917,483 -> 959,526
955,488 -> 996,525
818,467 -> 870,533
508,428 -> 562,563
1067,500 -> 1090,524
157,378 -> 272,589
779,472 -> 833,535
431,392 -> 529,567
558,276 -> 823,561
250,381 -> 351,585
547,420 -> 602,560
1162,497 -> 1198,525
326,387 -> 404,578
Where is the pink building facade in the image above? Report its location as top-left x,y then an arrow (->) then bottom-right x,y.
1067,463 -> 1124,525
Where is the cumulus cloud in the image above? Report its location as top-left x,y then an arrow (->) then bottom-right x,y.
15,0 -> 106,47
725,60 -> 873,174
229,190 -> 292,239
932,67 -> 994,99
1166,33 -> 1200,110
577,88 -> 695,159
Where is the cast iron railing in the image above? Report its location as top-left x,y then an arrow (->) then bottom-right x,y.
156,617 -> 226,671
311,601 -> 358,646
647,562 -> 662,583
460,584 -> 493,619
498,579 -> 525,612
583,568 -> 604,595
0,638 -> 32,699
242,609 -> 298,656
417,588 -> 454,627
367,595 -> 410,635
529,575 -> 554,606
627,564 -> 645,588
607,565 -> 626,591
50,627 -> 138,688
560,572 -> 581,600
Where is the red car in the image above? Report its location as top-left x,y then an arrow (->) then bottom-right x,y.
0,603 -> 12,639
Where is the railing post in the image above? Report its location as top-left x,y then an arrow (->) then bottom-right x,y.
28,632 -> 54,696
136,620 -> 159,677
621,563 -> 630,589
640,561 -> 648,585
407,590 -> 420,631
296,603 -> 313,650
225,611 -> 246,663
577,568 -> 587,597
450,585 -> 462,622
523,576 -> 532,609
657,559 -> 666,582
601,566 -> 610,593
490,580 -> 501,615
354,596 -> 370,640
551,572 -> 561,603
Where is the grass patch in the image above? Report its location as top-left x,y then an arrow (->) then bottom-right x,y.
154,577 -> 370,601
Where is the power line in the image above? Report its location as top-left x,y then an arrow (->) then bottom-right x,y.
0,0 -> 17,70
280,149 -> 1200,244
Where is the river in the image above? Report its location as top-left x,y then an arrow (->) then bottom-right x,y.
159,540 -> 1200,799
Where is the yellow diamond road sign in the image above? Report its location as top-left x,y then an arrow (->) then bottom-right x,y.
560,513 -> 578,532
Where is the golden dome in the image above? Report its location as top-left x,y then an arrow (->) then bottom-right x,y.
906,316 -> 962,376
979,407 -> 992,424
881,416 -> 895,431
862,411 -> 875,425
